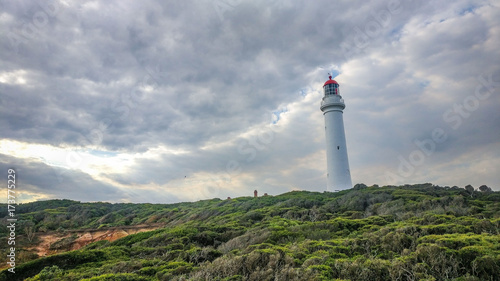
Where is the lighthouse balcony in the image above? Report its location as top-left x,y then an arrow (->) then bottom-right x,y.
320,95 -> 345,111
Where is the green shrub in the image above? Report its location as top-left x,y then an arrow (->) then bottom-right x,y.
25,265 -> 63,281
80,273 -> 150,281
111,229 -> 165,247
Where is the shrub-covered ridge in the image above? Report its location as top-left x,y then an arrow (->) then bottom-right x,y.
1,183 -> 499,280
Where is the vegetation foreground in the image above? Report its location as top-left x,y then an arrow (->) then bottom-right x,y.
1,184 -> 499,281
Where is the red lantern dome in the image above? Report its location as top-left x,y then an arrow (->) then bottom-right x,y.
323,75 -> 340,95
323,75 -> 339,87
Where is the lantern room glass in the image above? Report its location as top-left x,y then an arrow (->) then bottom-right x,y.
324,83 -> 339,96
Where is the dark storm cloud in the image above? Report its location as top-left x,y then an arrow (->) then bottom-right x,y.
0,0 -> 427,151
0,153 -> 120,201
1,0 -> 499,202
0,153 -> 182,203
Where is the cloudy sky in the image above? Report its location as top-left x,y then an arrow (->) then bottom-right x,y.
1,0 -> 499,203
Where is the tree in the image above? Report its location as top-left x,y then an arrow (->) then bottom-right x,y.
478,185 -> 492,193
465,185 -> 475,197
353,183 -> 367,190
25,221 -> 36,243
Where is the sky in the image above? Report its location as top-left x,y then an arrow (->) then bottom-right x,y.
1,0 -> 499,204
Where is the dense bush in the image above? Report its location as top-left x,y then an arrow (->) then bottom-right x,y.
0,184 -> 499,280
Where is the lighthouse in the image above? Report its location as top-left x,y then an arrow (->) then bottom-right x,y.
320,75 -> 352,190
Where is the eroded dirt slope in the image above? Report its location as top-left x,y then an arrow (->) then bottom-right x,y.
27,224 -> 162,257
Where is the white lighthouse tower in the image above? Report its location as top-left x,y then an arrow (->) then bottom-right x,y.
320,75 -> 352,190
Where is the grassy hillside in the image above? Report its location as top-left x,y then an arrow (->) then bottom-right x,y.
1,183 -> 499,280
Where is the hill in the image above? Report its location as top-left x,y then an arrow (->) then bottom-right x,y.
1,183 -> 499,280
